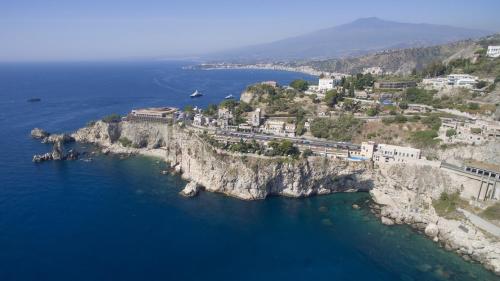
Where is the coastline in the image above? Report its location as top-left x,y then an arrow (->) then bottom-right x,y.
34,119 -> 500,275
187,63 -> 323,77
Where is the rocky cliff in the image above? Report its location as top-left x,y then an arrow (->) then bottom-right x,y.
70,120 -> 500,274
72,120 -> 374,200
371,164 -> 500,274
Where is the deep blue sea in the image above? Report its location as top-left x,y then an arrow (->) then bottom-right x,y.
0,61 -> 498,281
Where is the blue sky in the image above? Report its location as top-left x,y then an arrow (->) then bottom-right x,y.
1,0 -> 500,61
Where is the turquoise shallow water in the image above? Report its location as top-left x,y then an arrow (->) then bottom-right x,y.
0,61 -> 498,281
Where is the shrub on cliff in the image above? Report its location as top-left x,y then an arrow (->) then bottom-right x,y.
118,137 -> 133,147
408,130 -> 439,148
102,114 -> 121,123
432,192 -> 468,219
481,203 -> 500,221
266,140 -> 299,157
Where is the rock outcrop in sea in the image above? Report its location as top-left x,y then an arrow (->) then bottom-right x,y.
31,131 -> 79,162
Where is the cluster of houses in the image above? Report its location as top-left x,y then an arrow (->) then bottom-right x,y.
440,117 -> 500,145
193,105 -> 307,138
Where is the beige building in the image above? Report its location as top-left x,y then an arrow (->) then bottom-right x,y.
284,123 -> 296,137
129,107 -> 178,122
250,108 -> 261,127
218,107 -> 233,119
374,81 -> 416,89
360,141 -> 376,159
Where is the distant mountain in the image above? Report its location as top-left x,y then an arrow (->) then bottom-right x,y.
292,33 -> 500,75
205,17 -> 491,62
297,39 -> 480,75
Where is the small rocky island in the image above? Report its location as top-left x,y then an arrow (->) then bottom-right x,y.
31,128 -> 80,162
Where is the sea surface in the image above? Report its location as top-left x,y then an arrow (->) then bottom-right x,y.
0,61 -> 498,281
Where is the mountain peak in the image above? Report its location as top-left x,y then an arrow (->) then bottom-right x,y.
347,17 -> 392,27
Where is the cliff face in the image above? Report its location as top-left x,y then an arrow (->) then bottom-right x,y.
371,164 -> 500,274
73,121 -> 374,200
72,120 -> 500,274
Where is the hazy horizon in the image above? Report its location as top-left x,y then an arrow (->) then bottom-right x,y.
2,0 -> 500,62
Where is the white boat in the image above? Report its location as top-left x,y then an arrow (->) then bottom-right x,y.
190,90 -> 203,98
224,94 -> 234,99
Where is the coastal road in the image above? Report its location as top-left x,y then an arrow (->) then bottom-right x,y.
458,208 -> 500,237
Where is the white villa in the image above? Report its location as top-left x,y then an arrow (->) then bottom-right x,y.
487,46 -> 500,58
318,78 -> 335,91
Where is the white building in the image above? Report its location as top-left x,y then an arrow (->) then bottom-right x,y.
422,74 -> 478,90
318,78 -> 335,91
284,123 -> 296,137
447,74 -> 478,88
373,144 -> 421,163
193,114 -> 205,126
363,67 -> 383,75
261,81 -> 278,87
487,46 -> 500,58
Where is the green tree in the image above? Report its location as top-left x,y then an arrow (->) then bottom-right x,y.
205,104 -> 218,117
399,101 -> 409,110
102,113 -> 121,123
348,83 -> 355,97
422,115 -> 442,131
219,99 -> 238,110
290,79 -> 309,91
324,90 -> 341,108
366,107 -> 379,117
446,129 -> 457,137
342,99 -> 361,113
